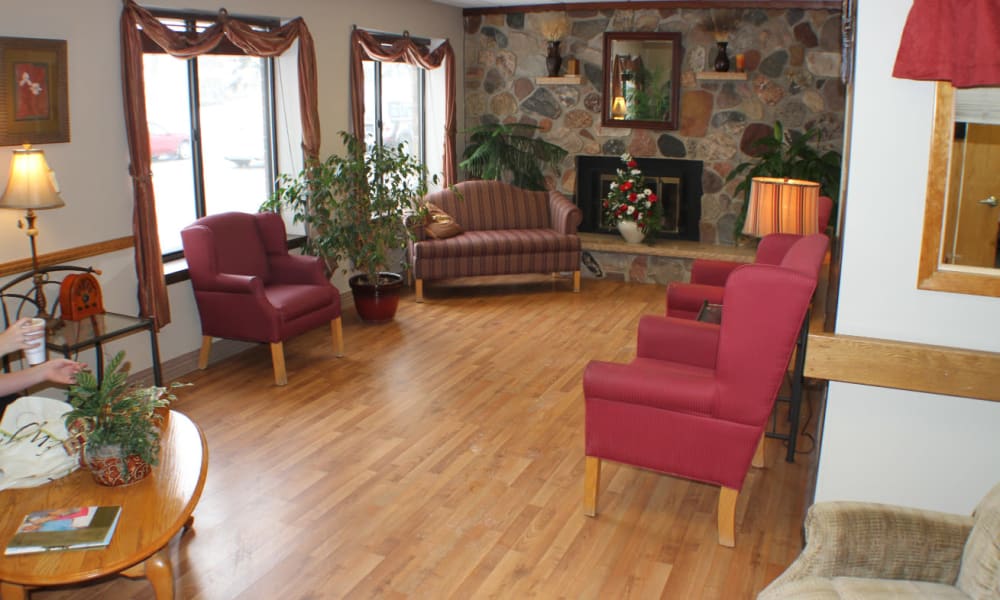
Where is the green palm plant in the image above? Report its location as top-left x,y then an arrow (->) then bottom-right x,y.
727,121 -> 842,239
459,122 -> 567,191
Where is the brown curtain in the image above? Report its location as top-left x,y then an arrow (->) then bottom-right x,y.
120,0 -> 321,328
349,28 -> 456,186
893,0 -> 1000,88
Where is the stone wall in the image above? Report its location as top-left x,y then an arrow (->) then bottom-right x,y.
464,7 -> 845,245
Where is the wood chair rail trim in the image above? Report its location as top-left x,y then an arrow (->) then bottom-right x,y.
806,331 -> 1000,402
0,237 -> 135,278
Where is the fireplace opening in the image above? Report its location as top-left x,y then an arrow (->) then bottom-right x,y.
575,155 -> 703,241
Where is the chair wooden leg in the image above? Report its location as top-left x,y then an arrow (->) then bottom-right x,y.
270,342 -> 287,386
331,317 -> 344,357
752,434 -> 765,468
583,456 -> 601,517
198,336 -> 211,370
573,270 -> 581,293
718,486 -> 739,547
415,279 -> 424,303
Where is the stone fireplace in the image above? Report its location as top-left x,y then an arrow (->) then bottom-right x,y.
576,155 -> 703,242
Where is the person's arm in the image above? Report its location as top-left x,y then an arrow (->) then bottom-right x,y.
0,359 -> 85,397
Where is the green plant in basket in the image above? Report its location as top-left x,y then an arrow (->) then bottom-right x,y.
64,351 -> 187,482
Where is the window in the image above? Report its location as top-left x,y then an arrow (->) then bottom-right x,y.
142,10 -> 279,259
364,60 -> 424,163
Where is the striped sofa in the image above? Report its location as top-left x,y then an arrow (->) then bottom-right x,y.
409,180 -> 583,302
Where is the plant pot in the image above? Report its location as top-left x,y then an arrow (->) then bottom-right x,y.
616,220 -> 646,244
349,272 -> 405,322
84,445 -> 152,486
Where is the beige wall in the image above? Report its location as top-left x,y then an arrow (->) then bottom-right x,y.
0,0 -> 464,377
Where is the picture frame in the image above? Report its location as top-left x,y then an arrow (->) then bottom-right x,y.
0,37 -> 70,146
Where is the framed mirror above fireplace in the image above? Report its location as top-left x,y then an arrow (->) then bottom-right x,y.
602,31 -> 682,130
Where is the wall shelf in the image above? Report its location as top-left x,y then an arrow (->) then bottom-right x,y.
535,75 -> 582,85
695,71 -> 748,81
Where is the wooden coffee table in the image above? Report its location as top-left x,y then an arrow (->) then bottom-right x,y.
0,410 -> 208,599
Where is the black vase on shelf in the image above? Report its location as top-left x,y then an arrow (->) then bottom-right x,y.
546,40 -> 562,77
714,41 -> 730,72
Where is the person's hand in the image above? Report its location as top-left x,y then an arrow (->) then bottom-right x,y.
0,317 -> 43,356
36,359 -> 86,385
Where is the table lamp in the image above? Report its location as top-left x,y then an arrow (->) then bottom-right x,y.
611,96 -> 627,120
0,144 -> 66,322
742,176 -> 820,238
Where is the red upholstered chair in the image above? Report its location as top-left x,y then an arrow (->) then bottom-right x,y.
180,212 -> 343,386
667,196 -> 833,319
583,262 -> 818,547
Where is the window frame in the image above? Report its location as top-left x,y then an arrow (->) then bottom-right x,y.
142,8 -> 281,264
362,31 -> 430,165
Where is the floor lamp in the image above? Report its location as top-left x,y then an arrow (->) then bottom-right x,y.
0,145 -> 66,322
742,176 -> 820,238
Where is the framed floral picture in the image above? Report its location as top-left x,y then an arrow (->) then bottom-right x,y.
0,37 -> 70,146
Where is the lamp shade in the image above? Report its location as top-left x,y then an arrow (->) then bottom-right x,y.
611,96 -> 627,120
742,177 -> 819,237
0,146 -> 65,211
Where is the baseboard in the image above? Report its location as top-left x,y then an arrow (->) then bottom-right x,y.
130,338 -> 254,385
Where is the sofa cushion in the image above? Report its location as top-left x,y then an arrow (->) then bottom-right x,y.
831,577 -> 969,599
957,481 -> 1000,599
424,202 -> 463,239
413,229 -> 580,259
424,181 -> 551,231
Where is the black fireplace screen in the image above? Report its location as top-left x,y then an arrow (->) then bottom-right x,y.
576,155 -> 702,241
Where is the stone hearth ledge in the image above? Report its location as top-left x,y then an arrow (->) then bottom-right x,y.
579,233 -> 755,285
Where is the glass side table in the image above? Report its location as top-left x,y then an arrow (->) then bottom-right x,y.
47,312 -> 163,386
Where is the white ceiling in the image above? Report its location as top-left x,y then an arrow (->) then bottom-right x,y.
432,0 -> 643,7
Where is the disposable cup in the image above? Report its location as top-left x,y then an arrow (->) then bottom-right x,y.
23,318 -> 47,365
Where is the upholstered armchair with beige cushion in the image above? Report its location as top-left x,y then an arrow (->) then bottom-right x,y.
758,481 -> 1000,599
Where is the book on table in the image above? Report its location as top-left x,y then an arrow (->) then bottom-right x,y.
4,506 -> 122,555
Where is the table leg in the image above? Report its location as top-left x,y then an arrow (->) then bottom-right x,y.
95,342 -> 105,383
148,323 -> 163,387
0,582 -> 27,600
122,547 -> 173,600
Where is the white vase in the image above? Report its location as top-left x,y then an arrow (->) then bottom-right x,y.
616,220 -> 645,244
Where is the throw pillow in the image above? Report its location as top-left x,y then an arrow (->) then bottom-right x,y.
424,202 -> 463,239
696,300 -> 723,324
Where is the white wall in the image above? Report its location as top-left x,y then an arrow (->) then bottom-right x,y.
816,0 -> 1000,514
0,0 -> 464,376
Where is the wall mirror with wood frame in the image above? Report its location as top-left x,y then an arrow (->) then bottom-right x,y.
601,32 -> 681,130
919,81 -> 1000,297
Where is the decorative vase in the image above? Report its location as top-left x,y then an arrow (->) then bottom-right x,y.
85,445 -> 152,486
714,41 -> 731,72
616,220 -> 646,244
545,41 -> 562,77
349,272 -> 405,322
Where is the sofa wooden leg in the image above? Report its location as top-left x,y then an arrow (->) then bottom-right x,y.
573,270 -> 581,293
718,486 -> 738,547
331,317 -> 344,357
752,433 -> 765,468
198,336 -> 211,370
415,279 -> 424,303
270,342 -> 287,386
583,456 -> 601,517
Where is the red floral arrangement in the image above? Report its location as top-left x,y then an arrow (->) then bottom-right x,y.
602,153 -> 660,234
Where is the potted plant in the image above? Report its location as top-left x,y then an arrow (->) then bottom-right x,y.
603,153 -> 661,244
727,120 -> 842,240
459,122 -> 567,191
63,351 -> 185,486
264,131 -> 433,322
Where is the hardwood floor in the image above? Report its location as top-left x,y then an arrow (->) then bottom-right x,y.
33,276 -> 821,600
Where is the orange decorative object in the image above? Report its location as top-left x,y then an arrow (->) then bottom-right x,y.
59,273 -> 105,320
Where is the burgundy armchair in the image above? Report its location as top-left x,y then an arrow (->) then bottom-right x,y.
181,212 -> 343,386
668,196 -> 833,319
583,262 -> 818,547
